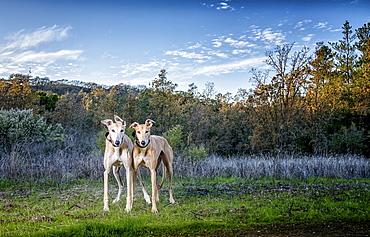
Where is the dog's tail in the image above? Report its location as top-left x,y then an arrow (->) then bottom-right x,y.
159,164 -> 166,189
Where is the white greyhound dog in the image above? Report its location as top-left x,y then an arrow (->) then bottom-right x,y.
130,119 -> 175,212
101,115 -> 150,212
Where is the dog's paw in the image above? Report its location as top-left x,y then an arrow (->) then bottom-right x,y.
112,198 -> 120,203
151,207 -> 158,213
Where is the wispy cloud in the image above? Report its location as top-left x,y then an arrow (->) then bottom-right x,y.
216,2 -> 235,11
208,50 -> 229,58
224,37 -> 256,48
202,0 -> 236,11
12,50 -> 83,63
0,25 -> 83,78
249,27 -> 286,45
313,22 -> 328,29
3,25 -> 72,51
165,50 -> 212,60
302,34 -> 314,42
193,56 -> 265,76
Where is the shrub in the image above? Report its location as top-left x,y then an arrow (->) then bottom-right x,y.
163,125 -> 184,153
0,109 -> 64,152
184,144 -> 208,161
329,124 -> 367,154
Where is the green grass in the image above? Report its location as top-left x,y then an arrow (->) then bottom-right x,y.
0,177 -> 369,236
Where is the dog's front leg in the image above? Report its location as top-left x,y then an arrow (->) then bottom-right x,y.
125,166 -> 133,212
137,169 -> 151,204
150,169 -> 158,212
103,166 -> 111,211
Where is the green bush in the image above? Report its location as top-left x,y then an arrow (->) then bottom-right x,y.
163,125 -> 184,152
185,144 -> 208,161
329,124 -> 367,154
0,109 -> 64,151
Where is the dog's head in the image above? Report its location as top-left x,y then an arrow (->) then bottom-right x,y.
129,119 -> 155,148
101,115 -> 126,147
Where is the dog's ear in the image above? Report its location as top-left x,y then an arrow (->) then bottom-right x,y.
145,119 -> 155,128
101,119 -> 113,127
129,122 -> 139,129
114,115 -> 126,127
131,130 -> 136,139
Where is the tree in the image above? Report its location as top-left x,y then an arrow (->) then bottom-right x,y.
0,74 -> 37,110
330,21 -> 358,85
248,43 -> 312,152
354,22 -> 370,116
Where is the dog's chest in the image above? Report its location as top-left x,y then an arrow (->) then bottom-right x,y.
110,149 -> 129,166
137,152 -> 151,168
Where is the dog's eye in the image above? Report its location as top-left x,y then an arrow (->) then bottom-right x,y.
112,129 -> 115,133
137,131 -> 141,134
145,131 -> 149,133
120,129 -> 124,132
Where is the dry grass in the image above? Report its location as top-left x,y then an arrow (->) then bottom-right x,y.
0,132 -> 369,184
178,154 -> 370,179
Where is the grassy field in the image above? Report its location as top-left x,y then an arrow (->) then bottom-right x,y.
1,176 -> 369,236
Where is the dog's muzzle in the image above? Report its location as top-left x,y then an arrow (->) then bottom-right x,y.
113,140 -> 121,147
136,139 -> 150,148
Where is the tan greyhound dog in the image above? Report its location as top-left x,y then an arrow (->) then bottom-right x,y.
101,115 -> 150,212
130,119 -> 175,212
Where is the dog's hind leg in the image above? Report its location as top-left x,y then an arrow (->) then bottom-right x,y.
112,166 -> 123,203
162,152 -> 175,204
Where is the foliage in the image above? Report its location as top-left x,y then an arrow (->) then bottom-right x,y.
0,109 -> 64,152
183,144 -> 208,161
329,124 -> 367,154
162,125 -> 184,153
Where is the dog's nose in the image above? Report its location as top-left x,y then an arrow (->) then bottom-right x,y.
141,141 -> 146,146
115,140 -> 120,146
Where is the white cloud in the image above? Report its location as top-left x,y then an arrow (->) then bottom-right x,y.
2,25 -> 72,51
165,50 -> 212,60
193,56 -> 265,76
212,40 -> 223,48
101,52 -> 118,59
250,28 -> 286,44
117,60 -> 166,79
208,51 -> 229,58
224,37 -> 255,48
313,22 -> 328,29
0,25 -> 83,78
12,50 -> 83,63
232,49 -> 252,55
187,43 -> 202,49
295,19 -> 313,30
302,34 -> 314,42
216,2 -> 235,11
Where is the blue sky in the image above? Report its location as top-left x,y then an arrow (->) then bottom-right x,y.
0,0 -> 369,94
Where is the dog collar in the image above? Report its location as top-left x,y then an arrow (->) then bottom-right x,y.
136,139 -> 150,148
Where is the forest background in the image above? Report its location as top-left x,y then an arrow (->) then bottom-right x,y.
0,21 -> 370,182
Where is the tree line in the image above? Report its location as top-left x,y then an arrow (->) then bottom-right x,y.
1,21 -> 369,157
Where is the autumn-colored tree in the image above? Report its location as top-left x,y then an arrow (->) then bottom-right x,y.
0,74 -> 37,110
248,43 -> 312,153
